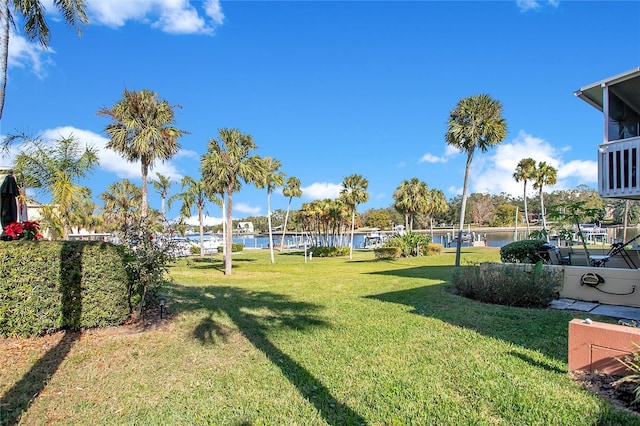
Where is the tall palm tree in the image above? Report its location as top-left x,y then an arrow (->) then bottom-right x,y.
0,0 -> 87,121
152,172 -> 173,223
201,128 -> 265,275
513,157 -> 536,236
533,161 -> 557,239
97,89 -> 187,221
340,174 -> 369,260
255,156 -> 285,264
279,176 -> 302,251
100,179 -> 142,232
445,94 -> 507,266
168,176 -> 222,258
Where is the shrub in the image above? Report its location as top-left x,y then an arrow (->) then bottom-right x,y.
119,223 -> 175,317
0,241 -> 130,337
500,239 -> 548,263
383,232 -> 433,257
374,247 -> 401,259
308,246 -> 349,257
422,243 -> 443,256
231,242 -> 244,252
614,343 -> 640,404
451,261 -> 563,308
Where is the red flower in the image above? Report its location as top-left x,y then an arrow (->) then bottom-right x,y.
4,222 -> 24,239
149,235 -> 154,241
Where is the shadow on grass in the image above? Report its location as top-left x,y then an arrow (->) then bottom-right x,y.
171,284 -> 367,425
0,331 -> 80,426
365,264 -> 573,362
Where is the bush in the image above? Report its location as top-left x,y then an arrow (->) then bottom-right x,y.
422,243 -> 443,256
451,261 -> 563,308
0,241 -> 130,337
231,242 -> 244,253
383,232 -> 433,257
308,246 -> 349,257
500,239 -> 548,263
374,247 -> 401,259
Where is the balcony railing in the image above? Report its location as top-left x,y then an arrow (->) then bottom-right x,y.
599,136 -> 640,199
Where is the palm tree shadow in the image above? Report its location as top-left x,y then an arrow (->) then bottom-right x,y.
175,285 -> 367,425
0,331 -> 79,425
365,265 -> 571,361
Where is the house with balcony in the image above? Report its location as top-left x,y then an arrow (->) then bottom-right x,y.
575,67 -> 640,199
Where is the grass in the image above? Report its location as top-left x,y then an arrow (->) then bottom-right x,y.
1,247 -> 638,425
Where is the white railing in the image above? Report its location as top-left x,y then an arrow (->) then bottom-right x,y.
599,136 -> 640,198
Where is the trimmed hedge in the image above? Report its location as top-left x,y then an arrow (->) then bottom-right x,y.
0,241 -> 130,337
451,261 -> 563,308
308,246 -> 349,257
499,239 -> 548,263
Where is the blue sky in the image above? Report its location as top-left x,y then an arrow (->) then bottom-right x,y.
1,0 -> 640,226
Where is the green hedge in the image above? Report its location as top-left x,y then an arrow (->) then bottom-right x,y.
451,261 -> 563,308
500,239 -> 548,263
374,247 -> 401,259
0,241 -> 130,337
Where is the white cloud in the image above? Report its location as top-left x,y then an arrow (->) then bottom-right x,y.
444,144 -> 461,157
558,159 -> 598,182
516,0 -> 559,12
183,214 -> 222,226
234,202 -> 261,216
419,153 -> 446,164
39,126 -> 185,183
85,0 -> 224,34
460,130 -> 597,197
420,144 -> 460,164
8,30 -> 52,79
302,182 -> 342,200
9,0 -> 225,77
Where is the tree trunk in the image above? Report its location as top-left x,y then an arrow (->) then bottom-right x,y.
225,188 -> 233,275
539,187 -> 548,241
623,199 -> 630,243
198,204 -> 204,258
0,0 -> 9,122
279,197 -> 292,251
267,191 -> 275,263
455,151 -> 474,267
140,162 -> 148,220
349,209 -> 355,260
523,180 -> 530,236
0,0 -> 11,121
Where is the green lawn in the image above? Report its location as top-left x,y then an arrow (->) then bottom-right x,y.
2,247 -> 638,425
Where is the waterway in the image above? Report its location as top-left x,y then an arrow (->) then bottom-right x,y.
228,226 -> 640,250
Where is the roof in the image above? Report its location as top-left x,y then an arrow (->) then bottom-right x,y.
574,67 -> 640,111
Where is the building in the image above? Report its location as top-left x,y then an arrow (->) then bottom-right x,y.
575,67 -> 640,199
237,221 -> 254,234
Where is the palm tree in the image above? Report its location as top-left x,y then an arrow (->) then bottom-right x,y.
151,172 -> 173,223
255,156 -> 285,264
201,128 -> 265,275
279,176 -> 302,251
97,89 -> 187,221
8,133 -> 98,239
100,179 -> 142,232
426,188 -> 448,239
168,176 -> 222,258
513,158 -> 536,236
0,0 -> 87,121
533,161 -> 557,239
340,174 -> 369,260
445,94 -> 507,266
